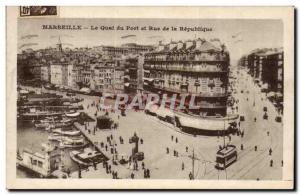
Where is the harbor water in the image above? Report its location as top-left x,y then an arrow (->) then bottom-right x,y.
17,120 -> 85,178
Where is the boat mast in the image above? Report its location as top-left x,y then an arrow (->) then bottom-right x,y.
223,120 -> 226,147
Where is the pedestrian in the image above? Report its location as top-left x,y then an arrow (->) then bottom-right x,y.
174,150 -> 176,156
142,162 -> 145,169
105,144 -> 108,151
281,160 -> 284,167
88,129 -> 91,134
269,148 -> 272,156
140,138 -> 143,144
254,117 -> 256,122
241,144 -> 244,150
105,163 -> 109,173
66,168 -> 71,177
110,147 -> 114,154
186,146 -> 188,152
166,147 -> 169,154
189,172 -> 193,180
144,169 -> 147,178
254,145 -> 257,151
146,169 -> 150,178
93,162 -> 97,170
118,115 -> 120,120
175,137 -> 178,143
241,131 -> 244,138
171,135 -> 173,141
110,134 -> 113,140
115,171 -> 118,179
267,131 -> 270,136
78,167 -> 82,178
270,159 -> 273,167
131,172 -> 135,179
182,162 -> 184,170
108,165 -> 112,173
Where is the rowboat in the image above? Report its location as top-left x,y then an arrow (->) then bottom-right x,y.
69,148 -> 104,166
48,134 -> 84,142
52,128 -> 81,136
65,111 -> 80,118
58,139 -> 86,149
34,122 -> 50,129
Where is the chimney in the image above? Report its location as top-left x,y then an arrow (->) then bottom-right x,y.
196,38 -> 203,49
177,41 -> 183,50
186,40 -> 193,49
169,41 -> 177,50
158,42 -> 164,51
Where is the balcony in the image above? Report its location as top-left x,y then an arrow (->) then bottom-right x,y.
145,54 -> 227,62
198,103 -> 226,109
144,64 -> 227,73
151,86 -> 227,97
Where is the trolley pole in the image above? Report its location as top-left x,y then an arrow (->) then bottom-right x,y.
192,149 -> 195,179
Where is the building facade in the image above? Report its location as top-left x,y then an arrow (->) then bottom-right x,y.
239,48 -> 283,94
144,38 -> 230,117
90,60 -> 125,94
41,64 -> 50,83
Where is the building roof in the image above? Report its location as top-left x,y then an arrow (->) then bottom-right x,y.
150,38 -> 225,54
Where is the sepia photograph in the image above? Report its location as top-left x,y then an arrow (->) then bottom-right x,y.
6,6 -> 294,189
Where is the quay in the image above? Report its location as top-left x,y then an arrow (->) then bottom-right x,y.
73,121 -> 110,160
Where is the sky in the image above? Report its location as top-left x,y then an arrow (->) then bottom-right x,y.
18,18 -> 283,63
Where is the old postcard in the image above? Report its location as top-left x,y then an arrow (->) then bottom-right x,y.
6,6 -> 294,189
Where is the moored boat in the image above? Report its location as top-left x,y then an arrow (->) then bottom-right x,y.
69,148 -> 104,166
34,122 -> 50,129
65,111 -> 80,118
52,128 -> 81,136
58,139 -> 86,149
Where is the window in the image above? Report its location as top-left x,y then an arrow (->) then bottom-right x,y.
32,159 -> 37,165
38,161 -> 43,168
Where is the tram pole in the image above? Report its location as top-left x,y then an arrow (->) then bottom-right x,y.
192,149 -> 195,180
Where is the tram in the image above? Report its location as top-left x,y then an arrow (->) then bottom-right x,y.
215,145 -> 237,170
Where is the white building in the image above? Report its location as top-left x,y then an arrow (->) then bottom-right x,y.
41,64 -> 50,83
50,64 -> 63,86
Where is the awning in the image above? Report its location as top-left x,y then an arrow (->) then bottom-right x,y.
267,91 -> 275,97
80,88 -> 91,93
276,92 -> 283,97
156,107 -> 174,118
124,83 -> 130,87
261,83 -> 268,89
144,70 -> 150,73
20,89 -> 29,94
143,78 -> 154,82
